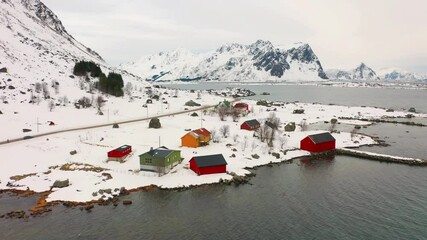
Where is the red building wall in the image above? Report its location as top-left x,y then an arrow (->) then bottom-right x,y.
108,146 -> 132,158
190,158 -> 227,175
300,137 -> 335,152
240,122 -> 259,131
240,122 -> 251,130
190,159 -> 199,173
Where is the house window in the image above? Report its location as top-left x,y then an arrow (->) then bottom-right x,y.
145,158 -> 152,164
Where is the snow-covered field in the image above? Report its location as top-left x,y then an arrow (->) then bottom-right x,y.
1,89 -> 425,203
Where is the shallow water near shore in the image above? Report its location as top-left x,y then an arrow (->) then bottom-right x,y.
1,153 -> 427,240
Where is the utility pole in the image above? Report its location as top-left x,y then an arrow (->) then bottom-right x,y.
159,136 -> 161,147
200,110 -> 203,128
37,117 -> 39,133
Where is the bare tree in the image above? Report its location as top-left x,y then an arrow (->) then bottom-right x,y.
259,124 -> 271,142
95,95 -> 105,112
79,79 -> 85,90
300,120 -> 308,132
34,82 -> 42,93
279,136 -> 287,149
219,125 -> 230,138
329,122 -> 337,132
232,108 -> 240,122
218,105 -> 228,121
48,100 -> 55,112
54,83 -> 60,94
266,112 -> 280,145
241,136 -> 248,151
78,96 -> 91,108
62,96 -> 69,106
34,95 -> 41,105
29,92 -> 34,104
233,134 -> 239,143
251,141 -> 257,152
88,82 -> 96,92
42,83 -> 50,99
210,129 -> 218,143
197,91 -> 201,99
124,82 -> 133,98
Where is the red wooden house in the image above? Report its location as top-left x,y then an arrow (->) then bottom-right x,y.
234,102 -> 249,111
241,119 -> 260,131
108,145 -> 132,161
189,154 -> 227,175
300,132 -> 335,152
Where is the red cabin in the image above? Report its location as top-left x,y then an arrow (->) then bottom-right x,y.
189,154 -> 227,175
108,145 -> 132,159
234,102 -> 249,111
300,132 -> 336,152
240,119 -> 260,131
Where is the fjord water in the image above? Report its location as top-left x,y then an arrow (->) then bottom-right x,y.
1,85 -> 427,240
166,83 -> 427,113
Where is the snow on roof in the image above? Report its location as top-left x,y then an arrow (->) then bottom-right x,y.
181,131 -> 200,139
114,145 -> 131,152
193,128 -> 211,136
192,154 -> 228,168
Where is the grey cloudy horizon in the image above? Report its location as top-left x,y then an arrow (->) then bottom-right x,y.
44,0 -> 427,73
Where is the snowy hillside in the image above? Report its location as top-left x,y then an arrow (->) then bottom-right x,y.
0,0 -> 145,104
326,63 -> 380,81
120,40 -> 328,82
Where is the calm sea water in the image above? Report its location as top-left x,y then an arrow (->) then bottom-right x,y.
1,84 -> 427,240
165,83 -> 427,113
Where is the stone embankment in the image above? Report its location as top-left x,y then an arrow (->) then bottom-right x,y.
335,148 -> 427,166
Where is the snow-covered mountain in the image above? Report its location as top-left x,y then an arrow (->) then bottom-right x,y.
327,64 -> 426,82
0,0 -> 144,104
326,63 -> 380,81
378,68 -> 426,82
120,40 -> 328,82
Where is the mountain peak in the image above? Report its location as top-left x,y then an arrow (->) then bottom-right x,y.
120,40 -> 328,82
21,0 -> 68,37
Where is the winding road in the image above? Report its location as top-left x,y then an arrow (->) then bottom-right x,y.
0,101 -> 237,146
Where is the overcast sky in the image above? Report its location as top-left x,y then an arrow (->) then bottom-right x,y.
44,0 -> 427,73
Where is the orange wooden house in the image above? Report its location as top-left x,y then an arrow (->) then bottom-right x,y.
181,128 -> 211,148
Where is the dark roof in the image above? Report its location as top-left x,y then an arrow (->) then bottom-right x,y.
143,147 -> 176,158
308,132 -> 335,144
192,154 -> 228,168
243,119 -> 260,127
114,145 -> 131,152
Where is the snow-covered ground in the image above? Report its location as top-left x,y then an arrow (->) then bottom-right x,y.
1,89 -> 425,203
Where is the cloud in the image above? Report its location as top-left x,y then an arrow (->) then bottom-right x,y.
43,0 -> 427,73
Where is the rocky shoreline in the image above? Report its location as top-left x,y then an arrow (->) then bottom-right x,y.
2,141 -> 425,219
